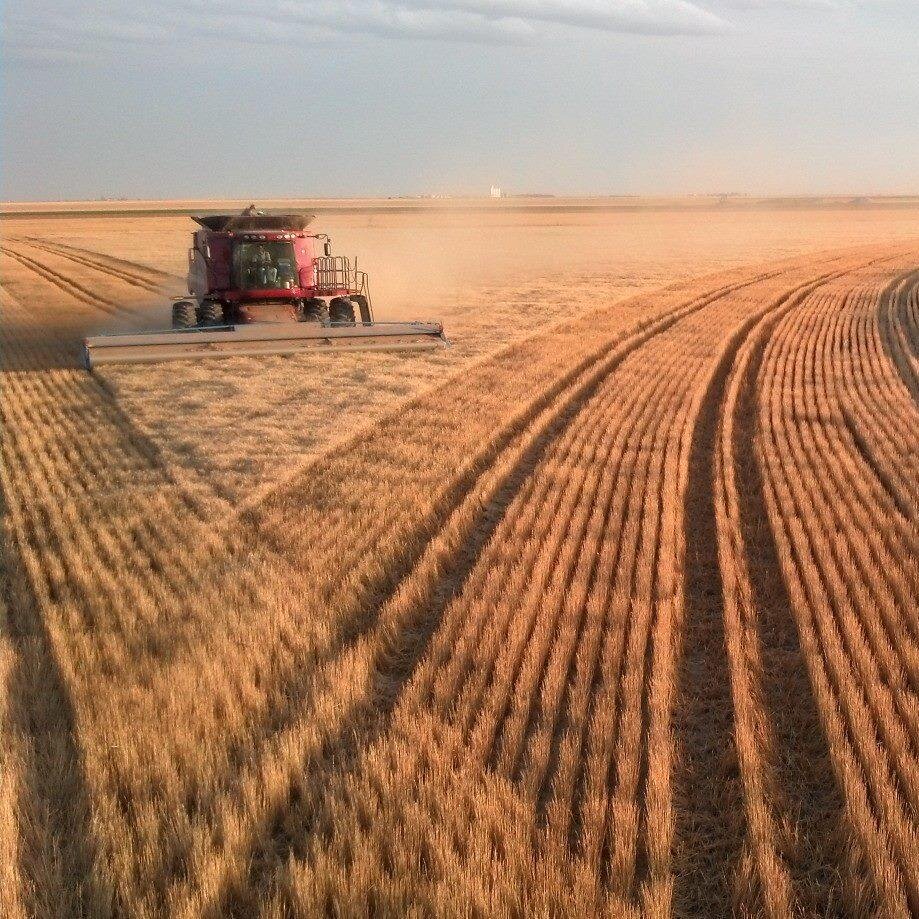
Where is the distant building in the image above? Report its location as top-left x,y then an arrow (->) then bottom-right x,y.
490,186 -> 503,199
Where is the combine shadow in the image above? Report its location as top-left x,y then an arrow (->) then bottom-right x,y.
208,342 -> 611,916
2,533 -> 106,917
0,318 -> 88,372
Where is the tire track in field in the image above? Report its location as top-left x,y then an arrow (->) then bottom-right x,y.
669,257 -> 887,917
0,245 -> 135,318
13,236 -> 178,292
701,261 -> 905,918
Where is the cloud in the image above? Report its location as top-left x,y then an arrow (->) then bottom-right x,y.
5,0 -> 870,62
4,0 -> 730,62
428,0 -> 728,34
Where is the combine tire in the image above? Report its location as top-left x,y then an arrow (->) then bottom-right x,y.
329,297 -> 356,326
172,301 -> 197,329
299,298 -> 329,324
197,302 -> 224,326
351,294 -> 372,324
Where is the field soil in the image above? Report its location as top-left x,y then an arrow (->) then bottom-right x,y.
1,201 -> 917,917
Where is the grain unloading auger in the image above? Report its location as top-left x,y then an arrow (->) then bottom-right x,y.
82,208 -> 447,368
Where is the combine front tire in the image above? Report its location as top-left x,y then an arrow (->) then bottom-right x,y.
351,294 -> 372,324
299,298 -> 329,324
197,302 -> 224,326
329,297 -> 356,325
172,301 -> 196,329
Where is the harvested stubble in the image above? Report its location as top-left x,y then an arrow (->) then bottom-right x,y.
1,221 -> 917,919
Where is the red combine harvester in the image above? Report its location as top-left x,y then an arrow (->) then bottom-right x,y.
82,207 -> 447,368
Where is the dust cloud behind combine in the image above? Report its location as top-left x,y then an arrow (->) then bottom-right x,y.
1,199 -> 917,917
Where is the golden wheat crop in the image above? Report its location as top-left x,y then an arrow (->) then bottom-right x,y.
1,206 -> 917,918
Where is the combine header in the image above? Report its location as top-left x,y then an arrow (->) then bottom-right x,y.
82,207 -> 447,368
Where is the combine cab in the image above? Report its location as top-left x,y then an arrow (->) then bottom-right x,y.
82,207 -> 447,368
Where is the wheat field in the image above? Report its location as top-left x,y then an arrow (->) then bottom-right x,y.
1,203 -> 917,917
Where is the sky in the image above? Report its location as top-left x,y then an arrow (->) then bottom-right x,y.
2,1 -> 918,200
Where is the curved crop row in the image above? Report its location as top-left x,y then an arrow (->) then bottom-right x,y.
756,265 -> 919,916
2,238 -> 917,918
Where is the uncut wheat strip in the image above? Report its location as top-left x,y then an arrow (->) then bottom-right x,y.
459,354 -> 682,769
450,308 -> 708,760
759,311 -> 919,911
0,292 -> 286,904
423,340 -> 680,869
546,417 -> 671,887
440,383 -> 636,748
521,348 -> 690,833
493,346 -> 687,788
786,291 -> 919,762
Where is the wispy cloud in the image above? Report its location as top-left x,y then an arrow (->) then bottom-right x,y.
4,0 -> 730,63
3,0 -> 863,62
